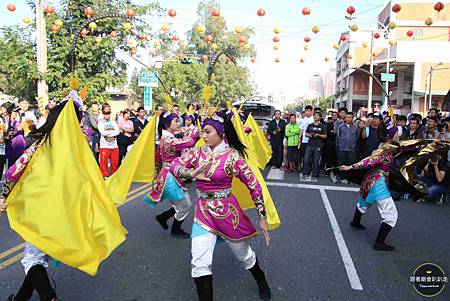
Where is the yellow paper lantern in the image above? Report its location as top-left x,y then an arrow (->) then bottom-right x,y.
349,24 -> 358,32
389,39 -> 397,46
88,22 -> 97,32
273,44 -> 279,50
425,17 -> 433,26
234,26 -> 242,34
362,41 -> 368,48
243,43 -> 250,51
123,22 -> 132,31
161,24 -> 170,32
312,25 -> 320,34
23,17 -> 31,24
196,24 -> 205,33
211,43 -> 218,50
304,44 -> 309,51
273,26 -> 281,34
388,22 -> 396,30
127,38 -> 137,47
55,19 -> 63,27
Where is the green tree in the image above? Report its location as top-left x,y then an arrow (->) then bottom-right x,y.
0,26 -> 38,100
0,0 -> 163,104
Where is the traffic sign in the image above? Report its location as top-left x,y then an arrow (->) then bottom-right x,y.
144,86 -> 152,111
381,73 -> 395,82
138,71 -> 159,87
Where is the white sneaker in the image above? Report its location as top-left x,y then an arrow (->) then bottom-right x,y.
311,177 -> 318,183
300,175 -> 311,181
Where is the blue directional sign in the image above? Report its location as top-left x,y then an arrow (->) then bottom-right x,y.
138,71 -> 159,87
144,86 -> 152,111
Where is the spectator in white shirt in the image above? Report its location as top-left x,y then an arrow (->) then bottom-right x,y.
98,108 -> 120,178
298,105 -> 314,171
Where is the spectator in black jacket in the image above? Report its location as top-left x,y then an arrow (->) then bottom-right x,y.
267,110 -> 286,168
133,106 -> 148,139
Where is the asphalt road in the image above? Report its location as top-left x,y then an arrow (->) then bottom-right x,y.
0,169 -> 449,300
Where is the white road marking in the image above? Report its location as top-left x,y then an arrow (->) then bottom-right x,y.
265,180 -> 362,290
319,189 -> 363,290
266,181 -> 359,192
266,167 -> 285,180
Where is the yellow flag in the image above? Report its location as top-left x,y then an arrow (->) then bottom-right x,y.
231,109 -> 281,230
6,99 -> 127,276
244,113 -> 272,169
106,115 -> 157,204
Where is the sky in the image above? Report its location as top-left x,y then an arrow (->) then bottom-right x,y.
0,0 -> 387,107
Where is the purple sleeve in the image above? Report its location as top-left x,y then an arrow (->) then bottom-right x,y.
2,142 -> 39,198
170,147 -> 198,178
170,136 -> 195,152
351,153 -> 385,170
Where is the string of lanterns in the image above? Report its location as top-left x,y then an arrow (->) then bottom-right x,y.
4,2 -> 448,63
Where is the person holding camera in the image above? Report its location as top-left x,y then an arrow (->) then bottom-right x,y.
416,154 -> 449,205
301,111 -> 327,182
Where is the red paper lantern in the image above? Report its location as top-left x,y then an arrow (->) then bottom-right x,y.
434,2 -> 444,12
168,9 -> 177,17
44,6 -> 55,15
50,24 -> 59,33
139,33 -> 148,41
81,28 -> 89,37
406,30 -> 414,37
392,3 -> 401,13
302,7 -> 311,16
346,6 -> 356,15
204,35 -> 213,43
126,9 -> 136,17
172,35 -> 179,42
373,32 -> 381,39
211,8 -> 220,17
304,36 -> 311,43
6,4 -> 16,12
272,36 -> 279,43
110,31 -> 118,39
340,34 -> 348,41
275,58 -> 280,63
239,36 -> 247,43
300,58 -> 305,63
257,8 -> 265,17
84,7 -> 94,17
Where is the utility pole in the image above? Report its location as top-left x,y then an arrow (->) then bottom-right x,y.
367,31 -> 374,113
36,0 -> 49,106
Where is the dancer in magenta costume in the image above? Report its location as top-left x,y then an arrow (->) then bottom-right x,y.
145,111 -> 198,238
0,91 -> 83,301
340,143 -> 399,251
170,112 -> 271,301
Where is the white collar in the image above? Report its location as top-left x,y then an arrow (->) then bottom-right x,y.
206,140 -> 228,154
162,129 -> 175,138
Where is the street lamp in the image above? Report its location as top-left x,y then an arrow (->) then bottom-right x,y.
345,15 -> 392,113
426,62 -> 443,110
